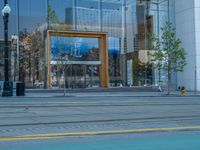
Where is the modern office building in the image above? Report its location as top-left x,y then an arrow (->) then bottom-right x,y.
175,0 -> 200,91
0,0 -> 198,91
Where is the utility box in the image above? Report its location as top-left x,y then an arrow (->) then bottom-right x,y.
16,82 -> 25,96
2,81 -> 13,97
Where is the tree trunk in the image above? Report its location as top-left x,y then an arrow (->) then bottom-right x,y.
167,69 -> 171,95
56,68 -> 61,88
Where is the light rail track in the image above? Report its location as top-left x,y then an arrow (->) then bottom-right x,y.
0,115 -> 200,127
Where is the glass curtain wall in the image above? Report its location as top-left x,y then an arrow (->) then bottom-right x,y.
17,0 -> 46,87
0,0 -> 18,81
149,0 -> 175,86
132,0 -> 175,86
0,0 -> 47,87
0,0 -> 174,88
102,0 -> 124,86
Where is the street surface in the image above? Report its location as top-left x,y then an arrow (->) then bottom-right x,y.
0,93 -> 200,149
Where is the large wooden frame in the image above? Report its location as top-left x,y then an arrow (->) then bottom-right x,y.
47,30 -> 109,88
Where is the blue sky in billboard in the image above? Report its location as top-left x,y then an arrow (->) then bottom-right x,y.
51,36 -> 120,59
51,37 -> 98,57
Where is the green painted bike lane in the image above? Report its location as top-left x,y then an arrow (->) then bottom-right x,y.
2,132 -> 200,150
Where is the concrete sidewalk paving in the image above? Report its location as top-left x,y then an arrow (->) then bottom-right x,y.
9,90 -> 200,98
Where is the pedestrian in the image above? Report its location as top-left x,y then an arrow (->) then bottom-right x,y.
180,86 -> 186,95
158,85 -> 162,92
178,86 -> 181,91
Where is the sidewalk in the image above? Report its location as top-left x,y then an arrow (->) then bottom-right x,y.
10,87 -> 200,98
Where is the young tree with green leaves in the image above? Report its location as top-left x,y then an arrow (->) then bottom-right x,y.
148,22 -> 187,95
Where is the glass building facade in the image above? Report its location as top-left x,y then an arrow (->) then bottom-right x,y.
0,0 -> 175,88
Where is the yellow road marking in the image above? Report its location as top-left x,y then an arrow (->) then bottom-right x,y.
1,126 -> 200,141
0,136 -> 65,141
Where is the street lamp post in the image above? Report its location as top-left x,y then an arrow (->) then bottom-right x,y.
2,0 -> 13,96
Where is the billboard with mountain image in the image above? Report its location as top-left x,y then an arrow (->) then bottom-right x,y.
50,36 -> 120,62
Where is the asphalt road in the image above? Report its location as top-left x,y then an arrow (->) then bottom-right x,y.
0,96 -> 200,149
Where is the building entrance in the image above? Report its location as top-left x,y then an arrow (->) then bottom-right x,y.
65,64 -> 100,89
47,31 -> 109,89
51,61 -> 101,89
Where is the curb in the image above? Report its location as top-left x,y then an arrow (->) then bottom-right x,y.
1,126 -> 200,141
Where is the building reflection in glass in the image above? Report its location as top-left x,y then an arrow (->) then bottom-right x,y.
0,0 -> 174,88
